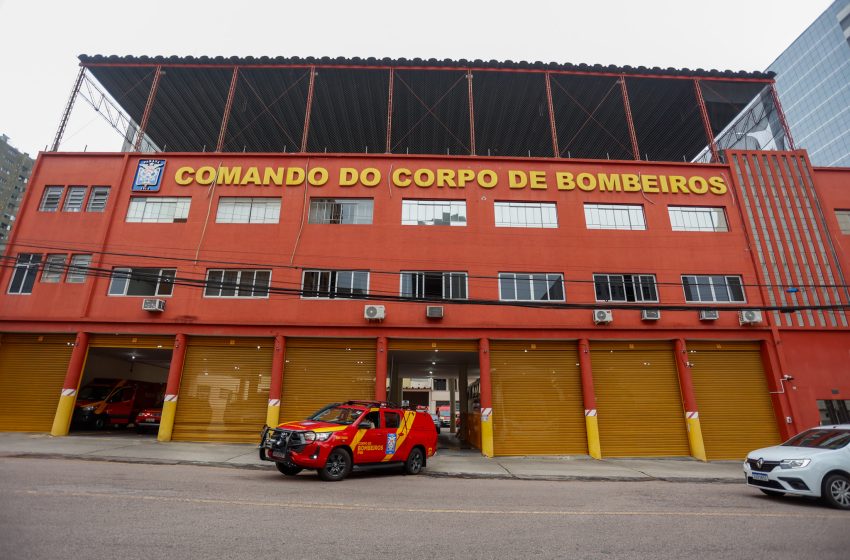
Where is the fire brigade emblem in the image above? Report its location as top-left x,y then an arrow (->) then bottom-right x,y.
132,159 -> 166,192
386,433 -> 397,455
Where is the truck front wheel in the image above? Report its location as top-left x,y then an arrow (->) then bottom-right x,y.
318,449 -> 351,481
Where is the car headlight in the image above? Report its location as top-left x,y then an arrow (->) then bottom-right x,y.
779,459 -> 811,469
81,406 -> 95,412
315,432 -> 333,441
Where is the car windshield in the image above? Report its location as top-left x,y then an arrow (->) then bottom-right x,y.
308,406 -> 364,425
78,386 -> 112,401
782,428 -> 850,450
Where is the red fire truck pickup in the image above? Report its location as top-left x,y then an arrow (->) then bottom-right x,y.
259,401 -> 438,481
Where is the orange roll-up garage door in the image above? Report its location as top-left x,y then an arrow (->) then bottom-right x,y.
0,334 -> 75,432
591,341 -> 690,458
688,341 -> 781,460
280,338 -> 375,423
172,337 -> 273,443
490,340 -> 587,456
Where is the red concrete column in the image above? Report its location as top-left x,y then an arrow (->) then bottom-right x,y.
375,336 -> 388,401
267,335 -> 286,426
50,332 -> 89,436
577,339 -> 601,459
157,333 -> 187,442
478,338 -> 493,456
674,338 -> 707,461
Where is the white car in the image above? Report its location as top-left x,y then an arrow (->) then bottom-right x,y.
744,425 -> 850,510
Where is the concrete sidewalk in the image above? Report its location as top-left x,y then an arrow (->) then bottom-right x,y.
0,432 -> 744,482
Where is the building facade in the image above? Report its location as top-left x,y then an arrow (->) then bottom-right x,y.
1,56 -> 848,460
768,0 -> 850,166
0,134 -> 33,253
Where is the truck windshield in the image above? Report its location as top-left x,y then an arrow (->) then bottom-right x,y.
782,428 -> 850,450
309,406 -> 364,425
78,386 -> 112,401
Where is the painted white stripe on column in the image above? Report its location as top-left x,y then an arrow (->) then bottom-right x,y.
686,411 -> 699,420
584,409 -> 597,417
61,388 -> 76,397
164,394 -> 178,403
481,407 -> 492,420
268,399 -> 280,407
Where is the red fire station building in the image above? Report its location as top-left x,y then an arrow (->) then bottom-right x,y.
0,55 -> 848,459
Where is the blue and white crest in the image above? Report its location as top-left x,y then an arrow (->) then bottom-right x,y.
386,433 -> 397,455
132,159 -> 166,192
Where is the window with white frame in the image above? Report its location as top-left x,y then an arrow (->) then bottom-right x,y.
668,206 -> 728,232
126,197 -> 191,223
402,200 -> 467,226
41,254 -> 67,283
584,203 -> 646,230
204,269 -> 271,298
7,253 -> 42,294
498,272 -> 564,301
39,186 -> 63,212
108,267 -> 176,296
400,271 -> 467,300
836,209 -> 850,234
216,197 -> 280,224
593,273 -> 658,302
309,198 -> 373,224
66,254 -> 92,283
302,270 -> 369,299
62,186 -> 87,212
682,275 -> 745,303
86,186 -> 110,212
494,201 -> 558,228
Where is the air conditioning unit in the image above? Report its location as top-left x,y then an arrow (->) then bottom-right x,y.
593,309 -> 613,324
739,309 -> 763,325
426,305 -> 444,318
142,298 -> 165,312
641,309 -> 661,321
699,309 -> 720,321
364,304 -> 386,320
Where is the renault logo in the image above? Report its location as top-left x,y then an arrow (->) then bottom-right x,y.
756,458 -> 764,469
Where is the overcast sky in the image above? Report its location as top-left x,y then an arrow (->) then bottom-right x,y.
0,0 -> 834,156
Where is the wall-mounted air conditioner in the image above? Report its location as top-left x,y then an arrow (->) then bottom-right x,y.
641,309 -> 661,321
426,306 -> 444,318
739,309 -> 763,325
593,309 -> 613,324
364,304 -> 386,320
699,309 -> 720,321
142,298 -> 166,312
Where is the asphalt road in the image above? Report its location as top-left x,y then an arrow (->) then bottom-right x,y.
0,456 -> 847,560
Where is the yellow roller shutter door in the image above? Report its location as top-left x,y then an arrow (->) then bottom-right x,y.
688,341 -> 781,460
172,337 -> 273,443
592,341 -> 690,457
490,341 -> 587,456
280,338 -> 375,423
0,334 -> 74,432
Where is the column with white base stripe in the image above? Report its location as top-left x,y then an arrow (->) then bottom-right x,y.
675,339 -> 707,461
158,334 -> 187,442
578,339 -> 602,459
266,335 -> 285,428
51,332 -> 89,436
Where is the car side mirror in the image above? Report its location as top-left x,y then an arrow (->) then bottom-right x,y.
358,420 -> 375,430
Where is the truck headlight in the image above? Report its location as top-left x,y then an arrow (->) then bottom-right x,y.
81,406 -> 95,412
302,431 -> 316,443
315,432 -> 333,442
779,459 -> 811,469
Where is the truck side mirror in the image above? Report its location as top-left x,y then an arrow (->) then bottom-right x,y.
358,420 -> 375,430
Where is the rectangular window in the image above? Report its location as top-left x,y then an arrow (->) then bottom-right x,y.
216,197 -> 280,224
682,275 -> 745,303
86,186 -> 110,212
584,203 -> 646,230
817,399 -> 850,425
402,200 -> 467,226
302,270 -> 369,299
400,272 -> 468,300
39,186 -> 63,212
7,253 -> 42,294
126,197 -> 191,223
433,378 -> 448,391
498,272 -> 565,302
204,269 -> 271,298
836,210 -> 850,234
62,186 -> 87,212
494,201 -> 558,228
309,198 -> 373,224
108,267 -> 176,296
668,206 -> 728,232
41,254 -> 67,283
66,254 -> 92,283
593,274 -> 658,302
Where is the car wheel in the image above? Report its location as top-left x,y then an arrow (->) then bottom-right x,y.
759,489 -> 785,497
404,447 -> 424,475
823,474 -> 850,510
318,449 -> 351,481
275,462 -> 303,476
93,416 -> 105,430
